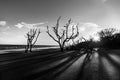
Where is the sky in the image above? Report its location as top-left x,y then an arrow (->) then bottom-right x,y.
0,0 -> 120,45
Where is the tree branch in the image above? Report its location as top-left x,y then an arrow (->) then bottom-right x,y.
46,26 -> 59,43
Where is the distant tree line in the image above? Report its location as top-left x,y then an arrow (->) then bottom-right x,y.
98,28 -> 120,49
68,28 -> 120,51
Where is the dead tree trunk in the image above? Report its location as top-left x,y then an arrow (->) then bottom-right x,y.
25,29 -> 41,53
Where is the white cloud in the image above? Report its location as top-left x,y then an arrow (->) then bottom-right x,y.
81,23 -> 100,28
15,22 -> 47,29
79,27 -> 85,31
15,23 -> 24,28
78,22 -> 103,39
80,22 -> 102,32
0,21 -> 7,26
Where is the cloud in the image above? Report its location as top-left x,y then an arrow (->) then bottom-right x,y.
81,23 -> 100,28
79,27 -> 85,31
15,22 -> 47,29
80,22 -> 102,32
15,23 -> 24,28
0,21 -> 7,26
78,22 -> 102,38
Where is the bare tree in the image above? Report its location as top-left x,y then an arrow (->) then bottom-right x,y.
25,28 -> 41,53
46,17 -> 79,51
98,28 -> 116,39
97,28 -> 117,48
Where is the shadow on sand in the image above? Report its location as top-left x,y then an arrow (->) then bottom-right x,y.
98,49 -> 120,80
1,48 -> 120,80
75,48 -> 95,80
24,51 -> 85,80
76,48 -> 120,80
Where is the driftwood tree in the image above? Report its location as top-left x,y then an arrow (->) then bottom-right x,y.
46,17 -> 79,51
25,28 -> 41,53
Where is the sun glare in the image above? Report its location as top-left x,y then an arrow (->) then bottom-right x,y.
93,36 -> 100,41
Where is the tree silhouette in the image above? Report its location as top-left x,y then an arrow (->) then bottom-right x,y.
25,28 -> 41,53
98,28 -> 116,40
97,28 -> 117,48
46,16 -> 79,51
107,32 -> 120,49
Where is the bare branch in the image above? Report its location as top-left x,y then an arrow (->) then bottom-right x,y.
46,26 -> 59,43
25,28 -> 41,52
33,29 -> 41,45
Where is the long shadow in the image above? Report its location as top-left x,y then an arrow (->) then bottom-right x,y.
0,49 -> 70,70
1,48 -> 108,80
0,49 -> 59,62
0,52 -> 76,80
98,49 -> 120,80
22,51 -> 84,80
98,49 -> 111,80
51,51 -> 87,80
99,49 -> 120,71
76,48 -> 95,80
0,50 -> 77,80
21,53 -> 78,80
38,53 -> 83,80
